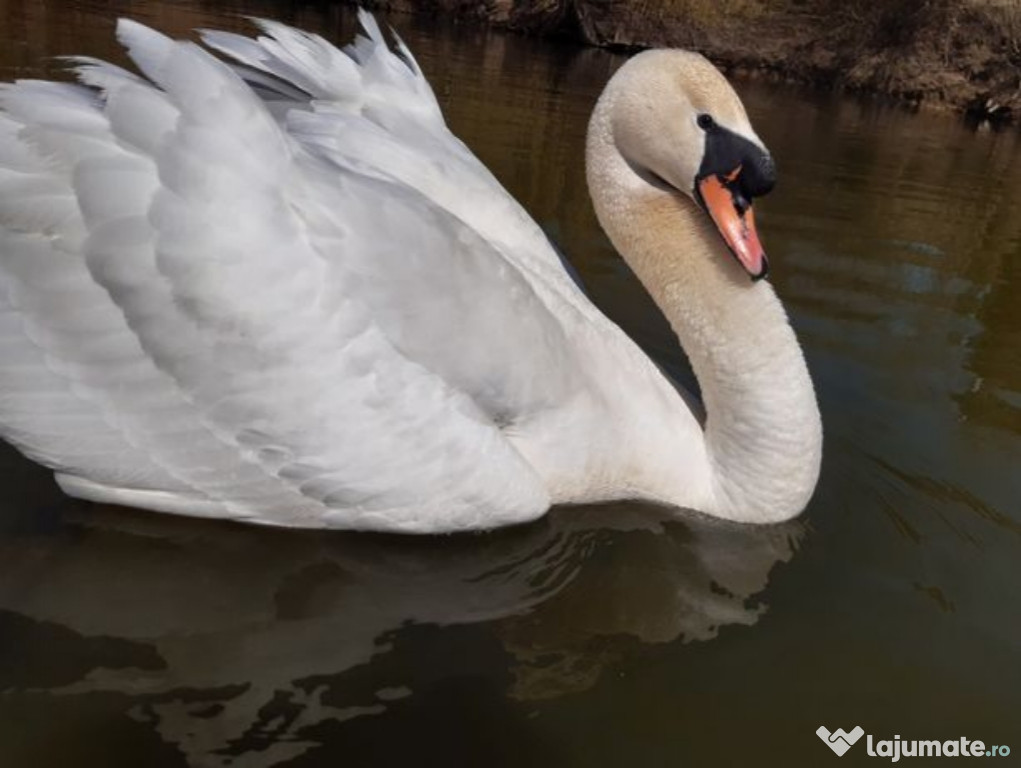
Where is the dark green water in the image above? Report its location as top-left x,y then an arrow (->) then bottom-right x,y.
0,2 -> 1019,766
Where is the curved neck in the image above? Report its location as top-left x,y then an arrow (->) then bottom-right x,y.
586,110 -> 822,522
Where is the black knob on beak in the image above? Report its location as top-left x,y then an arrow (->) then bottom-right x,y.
696,122 -> 776,200
740,151 -> 776,199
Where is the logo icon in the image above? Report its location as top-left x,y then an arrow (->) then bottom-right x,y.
817,726 -> 865,756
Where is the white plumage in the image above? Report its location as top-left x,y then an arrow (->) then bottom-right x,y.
0,13 -> 822,531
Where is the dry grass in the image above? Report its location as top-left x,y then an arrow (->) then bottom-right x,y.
807,0 -> 959,49
643,0 -> 767,31
978,0 -> 1021,57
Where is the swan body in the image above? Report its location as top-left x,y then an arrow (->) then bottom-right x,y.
0,14 -> 821,532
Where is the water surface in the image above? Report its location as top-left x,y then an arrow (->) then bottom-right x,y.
0,2 -> 1019,766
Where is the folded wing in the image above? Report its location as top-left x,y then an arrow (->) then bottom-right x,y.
0,16 -> 590,531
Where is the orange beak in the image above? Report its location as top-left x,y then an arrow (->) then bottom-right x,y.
697,167 -> 768,280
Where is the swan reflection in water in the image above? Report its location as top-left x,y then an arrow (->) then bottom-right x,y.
0,499 -> 800,766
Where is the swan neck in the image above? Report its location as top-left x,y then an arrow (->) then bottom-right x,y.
586,110 -> 822,521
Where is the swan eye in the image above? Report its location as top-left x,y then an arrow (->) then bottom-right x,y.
697,114 -> 715,130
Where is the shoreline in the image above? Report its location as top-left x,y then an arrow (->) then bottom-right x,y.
364,0 -> 1021,124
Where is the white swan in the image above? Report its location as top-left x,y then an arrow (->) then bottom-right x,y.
0,13 -> 822,532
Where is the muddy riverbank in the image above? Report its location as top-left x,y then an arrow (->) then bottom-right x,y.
362,0 -> 1021,122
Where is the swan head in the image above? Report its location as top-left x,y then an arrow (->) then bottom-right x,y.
594,49 -> 776,280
